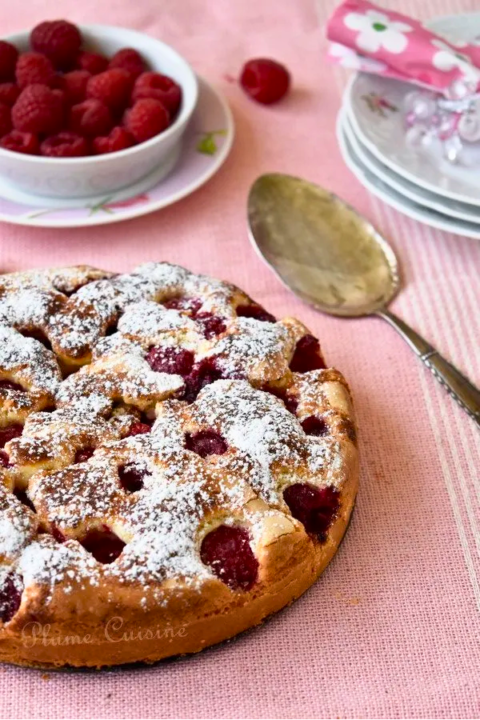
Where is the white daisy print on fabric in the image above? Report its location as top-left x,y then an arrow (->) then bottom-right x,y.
431,39 -> 480,85
344,9 -> 412,54
329,42 -> 388,72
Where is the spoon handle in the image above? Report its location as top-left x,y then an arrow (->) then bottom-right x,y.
376,308 -> 480,427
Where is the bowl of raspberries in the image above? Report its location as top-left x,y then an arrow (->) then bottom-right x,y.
0,20 -> 198,200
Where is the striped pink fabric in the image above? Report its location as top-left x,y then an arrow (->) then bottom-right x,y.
0,1 -> 479,718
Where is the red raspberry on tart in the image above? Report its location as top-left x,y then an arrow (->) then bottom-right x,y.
0,262 -> 357,669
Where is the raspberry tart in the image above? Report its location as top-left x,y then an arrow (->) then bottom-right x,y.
0,263 -> 358,667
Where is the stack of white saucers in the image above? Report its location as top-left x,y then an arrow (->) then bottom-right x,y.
336,12 -> 480,240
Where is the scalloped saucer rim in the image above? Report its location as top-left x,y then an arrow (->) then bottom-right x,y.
0,76 -> 234,228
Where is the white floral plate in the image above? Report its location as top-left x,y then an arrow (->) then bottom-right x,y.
345,13 -> 480,206
0,76 -> 233,228
342,111 -> 480,223
337,110 -> 480,240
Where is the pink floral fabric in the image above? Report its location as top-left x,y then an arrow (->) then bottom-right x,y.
327,0 -> 480,93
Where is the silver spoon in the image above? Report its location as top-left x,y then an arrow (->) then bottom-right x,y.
248,173 -> 480,427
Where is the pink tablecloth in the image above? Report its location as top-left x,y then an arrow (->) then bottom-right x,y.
0,0 -> 479,718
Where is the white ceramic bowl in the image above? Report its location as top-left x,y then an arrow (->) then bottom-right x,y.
0,24 -> 198,200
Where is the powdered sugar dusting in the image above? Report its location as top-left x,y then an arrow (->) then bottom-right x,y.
0,263 -> 353,615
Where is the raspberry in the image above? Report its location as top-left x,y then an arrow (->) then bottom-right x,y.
69,98 -> 113,137
124,98 -> 170,143
12,84 -> 63,134
132,72 -> 181,115
289,335 -> 326,373
87,68 -> 133,111
195,312 -> 226,339
16,53 -> 55,90
0,83 -> 20,107
127,421 -> 151,437
264,385 -> 298,415
0,424 -> 23,448
0,103 -> 11,137
0,130 -> 39,155
0,572 -> 22,623
240,58 -> 290,104
163,296 -> 203,315
182,358 -> 225,403
0,379 -> 24,391
77,51 -> 108,76
51,525 -> 66,543
31,20 -> 82,71
301,416 -> 328,437
80,529 -> 125,564
201,526 -> 258,590
0,42 -> 19,82
185,430 -> 228,458
92,125 -> 134,154
118,464 -> 150,493
109,48 -> 146,80
0,451 -> 11,467
236,304 -> 276,323
56,70 -> 90,104
283,484 -> 340,542
146,346 -> 194,376
41,131 -> 89,157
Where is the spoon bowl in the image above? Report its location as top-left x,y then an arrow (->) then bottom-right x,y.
248,173 -> 480,425
248,173 -> 400,316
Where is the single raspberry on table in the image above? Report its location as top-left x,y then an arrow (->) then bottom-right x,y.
16,53 -> 55,90
76,51 -> 109,76
87,68 -> 133,111
31,20 -> 82,70
55,70 -> 90,104
124,98 -> 170,143
0,41 -> 19,82
0,130 -> 39,154
69,98 -> 113,137
93,126 -> 133,154
0,83 -> 20,107
41,131 -> 89,157
12,84 -> 64,134
132,72 -> 181,115
240,58 -> 290,104
109,48 -> 146,80
0,103 -> 12,137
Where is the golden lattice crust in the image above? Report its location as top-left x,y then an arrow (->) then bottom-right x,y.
0,263 -> 358,668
